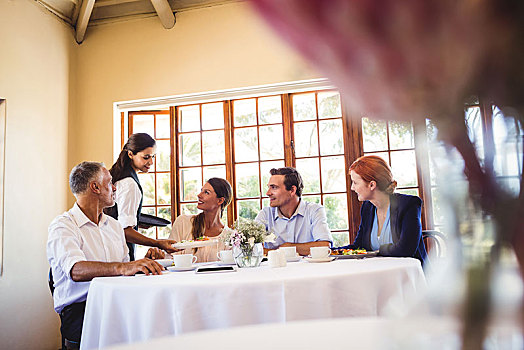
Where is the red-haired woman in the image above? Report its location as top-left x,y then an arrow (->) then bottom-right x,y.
339,155 -> 427,266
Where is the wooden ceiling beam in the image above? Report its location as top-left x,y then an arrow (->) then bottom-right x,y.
94,0 -> 143,8
150,0 -> 175,29
75,0 -> 95,43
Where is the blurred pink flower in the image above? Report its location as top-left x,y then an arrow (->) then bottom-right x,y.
250,0 -> 521,122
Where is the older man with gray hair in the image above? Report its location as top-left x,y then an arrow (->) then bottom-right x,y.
47,161 -> 164,348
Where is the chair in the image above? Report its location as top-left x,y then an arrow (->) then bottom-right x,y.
48,268 -> 80,350
422,230 -> 446,259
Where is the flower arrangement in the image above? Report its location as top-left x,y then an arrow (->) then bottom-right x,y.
222,218 -> 275,267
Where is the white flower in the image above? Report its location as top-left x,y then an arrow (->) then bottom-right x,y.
264,232 -> 276,243
248,237 -> 255,247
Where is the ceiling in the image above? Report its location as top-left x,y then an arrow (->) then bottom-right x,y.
36,0 -> 242,43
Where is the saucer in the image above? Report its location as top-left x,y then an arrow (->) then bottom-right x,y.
154,259 -> 174,268
167,265 -> 196,272
286,255 -> 302,262
216,261 -> 236,266
304,256 -> 335,263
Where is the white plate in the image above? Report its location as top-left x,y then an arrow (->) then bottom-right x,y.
154,259 -> 174,267
331,250 -> 379,259
286,255 -> 302,262
167,265 -> 197,272
216,261 -> 236,266
304,256 -> 335,263
172,239 -> 219,249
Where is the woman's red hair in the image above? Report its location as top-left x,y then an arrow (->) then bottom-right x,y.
349,155 -> 397,194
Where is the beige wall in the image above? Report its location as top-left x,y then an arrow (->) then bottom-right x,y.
72,2 -> 320,179
0,0 -> 74,349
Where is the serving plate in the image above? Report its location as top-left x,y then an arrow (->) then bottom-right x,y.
331,250 -> 379,259
173,239 -> 219,249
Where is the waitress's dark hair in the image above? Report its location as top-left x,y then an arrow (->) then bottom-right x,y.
191,178 -> 233,240
110,133 -> 156,183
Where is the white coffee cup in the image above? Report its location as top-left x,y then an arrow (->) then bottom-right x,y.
310,246 -> 331,259
279,246 -> 297,259
173,254 -> 197,268
217,250 -> 234,264
268,250 -> 282,268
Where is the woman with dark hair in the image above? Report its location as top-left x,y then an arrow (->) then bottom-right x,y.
106,133 -> 176,260
168,177 -> 233,262
336,155 -> 428,266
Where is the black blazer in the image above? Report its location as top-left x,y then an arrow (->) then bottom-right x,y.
338,193 -> 427,266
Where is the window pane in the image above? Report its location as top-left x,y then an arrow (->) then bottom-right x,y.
364,152 -> 390,165
317,92 -> 341,119
294,121 -> 318,157
179,106 -> 200,132
292,93 -> 316,121
157,207 -> 172,239
234,127 -> 259,162
259,96 -> 282,124
262,198 -> 270,208
332,231 -> 350,247
202,102 -> 224,130
295,158 -> 320,194
157,206 -> 172,222
362,118 -> 387,152
157,226 -> 171,239
319,119 -> 344,155
156,114 -> 170,138
180,167 -> 201,201
156,173 -> 171,205
302,195 -> 320,204
138,173 -> 155,205
260,160 -> 285,193
466,107 -> 484,160
235,163 -> 260,198
259,125 -> 284,160
233,99 -> 256,126
181,203 -> 198,215
493,107 -> 523,182
324,193 -> 348,230
179,133 -> 201,166
321,156 -> 346,192
396,188 -> 419,196
389,121 -> 414,150
202,130 -> 225,165
203,165 -> 227,182
237,199 -> 261,219
132,115 -> 155,137
431,187 -> 444,227
156,140 -> 170,171
390,150 -> 418,187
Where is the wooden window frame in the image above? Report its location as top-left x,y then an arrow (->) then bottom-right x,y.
125,89 -> 438,243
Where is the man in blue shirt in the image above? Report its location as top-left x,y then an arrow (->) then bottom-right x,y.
255,167 -> 332,256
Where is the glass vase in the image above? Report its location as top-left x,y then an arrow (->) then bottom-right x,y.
233,243 -> 264,268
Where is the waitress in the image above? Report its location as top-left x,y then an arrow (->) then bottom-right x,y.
106,133 -> 176,260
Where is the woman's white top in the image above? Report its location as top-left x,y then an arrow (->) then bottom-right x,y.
114,177 -> 142,229
169,214 -> 229,263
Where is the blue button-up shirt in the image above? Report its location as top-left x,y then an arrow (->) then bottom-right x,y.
255,200 -> 333,249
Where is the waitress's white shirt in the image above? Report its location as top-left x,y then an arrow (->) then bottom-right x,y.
115,177 -> 142,229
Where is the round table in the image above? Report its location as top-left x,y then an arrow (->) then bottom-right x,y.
80,257 -> 426,349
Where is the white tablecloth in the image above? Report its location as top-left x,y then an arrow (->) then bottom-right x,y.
81,257 -> 426,349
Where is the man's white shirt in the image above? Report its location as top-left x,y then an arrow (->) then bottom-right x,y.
47,203 -> 129,313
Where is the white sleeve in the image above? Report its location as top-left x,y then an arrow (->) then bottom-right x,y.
47,217 -> 86,279
115,178 -> 142,229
